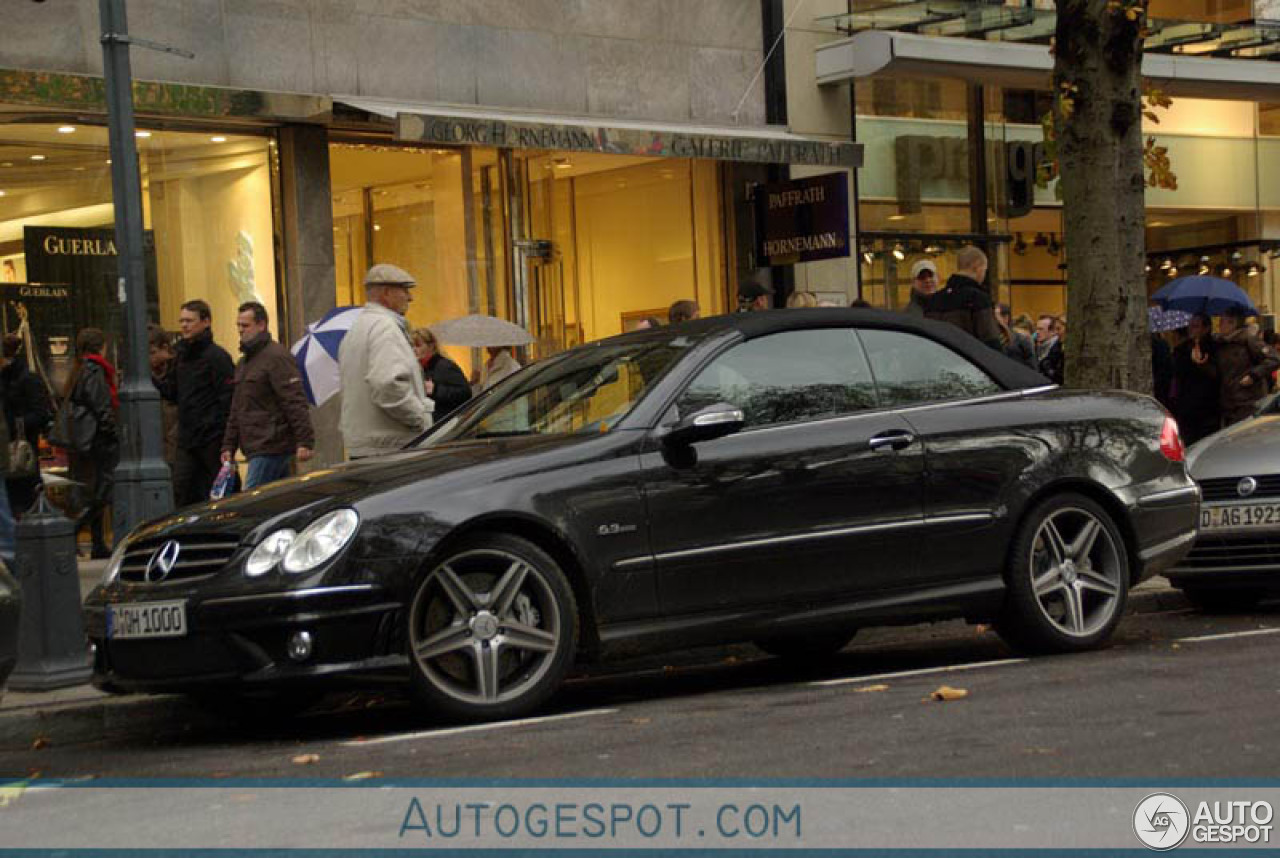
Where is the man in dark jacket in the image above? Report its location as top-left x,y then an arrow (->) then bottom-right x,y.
221,301 -> 314,489
159,299 -> 235,505
1215,306 -> 1280,426
924,245 -> 1003,351
0,335 -> 50,515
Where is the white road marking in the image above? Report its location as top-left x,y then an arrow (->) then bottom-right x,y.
340,707 -> 619,746
1177,627 -> 1280,643
808,657 -> 1028,687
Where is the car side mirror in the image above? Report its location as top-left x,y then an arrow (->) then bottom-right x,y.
662,403 -> 745,447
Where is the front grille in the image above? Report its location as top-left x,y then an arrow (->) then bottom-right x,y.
1179,535 -> 1280,570
119,534 -> 241,584
1198,474 -> 1280,502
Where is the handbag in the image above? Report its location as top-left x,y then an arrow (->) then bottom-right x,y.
7,418 -> 37,478
48,396 -> 97,453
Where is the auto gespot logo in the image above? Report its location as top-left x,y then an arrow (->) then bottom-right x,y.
1134,793 -> 1274,849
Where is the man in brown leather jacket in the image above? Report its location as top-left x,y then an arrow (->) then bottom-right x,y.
924,245 -> 1003,352
1215,306 -> 1280,426
221,301 -> 314,489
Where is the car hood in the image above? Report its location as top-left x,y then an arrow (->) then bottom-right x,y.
1187,415 -> 1280,480
126,434 -> 591,543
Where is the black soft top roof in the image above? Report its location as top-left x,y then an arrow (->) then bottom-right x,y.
616,308 -> 1052,391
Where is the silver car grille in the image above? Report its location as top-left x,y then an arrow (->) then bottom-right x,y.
1198,475 -> 1280,502
1178,535 -> 1280,570
119,534 -> 242,584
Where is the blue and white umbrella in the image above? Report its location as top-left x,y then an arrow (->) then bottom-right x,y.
291,306 -> 362,406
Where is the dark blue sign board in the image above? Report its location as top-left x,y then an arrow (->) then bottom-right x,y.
755,172 -> 850,267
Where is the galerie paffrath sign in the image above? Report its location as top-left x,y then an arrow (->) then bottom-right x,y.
755,173 -> 850,267
397,114 -> 863,168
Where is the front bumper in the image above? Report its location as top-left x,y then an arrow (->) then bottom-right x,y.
86,583 -> 408,693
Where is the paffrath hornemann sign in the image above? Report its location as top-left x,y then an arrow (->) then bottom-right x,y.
755,173 -> 850,267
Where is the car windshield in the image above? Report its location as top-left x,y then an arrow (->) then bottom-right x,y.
419,336 -> 692,444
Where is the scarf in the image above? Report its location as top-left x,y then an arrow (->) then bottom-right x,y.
85,353 -> 119,409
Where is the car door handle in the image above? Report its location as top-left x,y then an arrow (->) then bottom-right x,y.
868,430 -> 915,452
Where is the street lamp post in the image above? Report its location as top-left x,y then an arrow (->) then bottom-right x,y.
99,0 -> 182,540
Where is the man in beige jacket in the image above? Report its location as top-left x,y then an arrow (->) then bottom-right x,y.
338,264 -> 433,459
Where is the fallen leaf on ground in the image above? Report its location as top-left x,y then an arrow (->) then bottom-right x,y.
30,737 -> 49,750
292,754 -> 320,765
343,771 -> 382,781
854,684 -> 890,693
929,685 -> 969,702
630,717 -> 651,725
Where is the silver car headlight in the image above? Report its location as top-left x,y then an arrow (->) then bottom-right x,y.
244,529 -> 297,577
282,509 -> 359,574
102,541 -> 129,586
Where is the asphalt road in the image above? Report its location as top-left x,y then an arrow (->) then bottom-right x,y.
3,603 -> 1279,781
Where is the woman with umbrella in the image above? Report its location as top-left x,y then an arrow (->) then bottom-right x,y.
411,328 -> 472,420
1171,312 -> 1220,445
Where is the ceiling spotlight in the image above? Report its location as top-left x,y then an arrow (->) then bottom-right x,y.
892,243 -> 905,261
1248,263 -> 1261,277
1222,265 -> 1232,277
1166,266 -> 1177,277
861,249 -> 875,265
57,125 -> 75,134
210,136 -> 227,143
1145,263 -> 1152,273
0,190 -> 6,197
135,130 -> 152,138
29,154 -> 45,161
1199,263 -> 1210,275
1231,249 -> 1244,263
1200,254 -> 1211,263
924,242 -> 943,255
1159,258 -> 1172,270
373,224 -> 381,231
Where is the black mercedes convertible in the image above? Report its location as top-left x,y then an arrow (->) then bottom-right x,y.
85,309 -> 1200,721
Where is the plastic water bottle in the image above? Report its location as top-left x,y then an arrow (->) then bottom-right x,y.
210,461 -> 236,500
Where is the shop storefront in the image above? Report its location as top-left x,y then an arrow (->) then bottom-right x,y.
819,24 -> 1280,326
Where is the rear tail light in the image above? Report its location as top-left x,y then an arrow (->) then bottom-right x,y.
1160,416 -> 1185,462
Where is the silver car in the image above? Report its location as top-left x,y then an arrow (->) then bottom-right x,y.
1170,394 -> 1280,609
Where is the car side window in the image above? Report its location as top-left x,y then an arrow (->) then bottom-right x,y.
858,328 -> 1003,407
676,329 -> 878,428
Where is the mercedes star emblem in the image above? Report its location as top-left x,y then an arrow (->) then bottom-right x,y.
145,540 -> 182,583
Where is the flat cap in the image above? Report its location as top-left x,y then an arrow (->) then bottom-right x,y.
363,263 -> 416,288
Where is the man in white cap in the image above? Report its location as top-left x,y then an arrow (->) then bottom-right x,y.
904,259 -> 938,317
338,263 -> 433,459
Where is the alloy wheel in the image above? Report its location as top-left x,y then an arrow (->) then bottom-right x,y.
1027,506 -> 1124,637
408,548 -> 564,706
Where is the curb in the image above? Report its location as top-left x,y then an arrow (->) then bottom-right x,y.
0,583 -> 1190,751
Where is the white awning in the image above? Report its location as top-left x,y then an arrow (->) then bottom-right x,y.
336,96 -> 862,168
817,30 -> 1280,100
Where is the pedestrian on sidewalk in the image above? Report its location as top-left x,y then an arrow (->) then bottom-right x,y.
221,301 -> 314,489
1172,313 -> 1219,445
148,325 -> 179,470
1215,306 -> 1280,426
904,259 -> 938,317
157,300 -> 235,505
924,246 -> 1002,351
0,334 -> 50,517
339,264 -> 433,459
411,328 -> 471,420
995,303 -> 1036,369
64,328 -> 118,558
1035,315 -> 1065,385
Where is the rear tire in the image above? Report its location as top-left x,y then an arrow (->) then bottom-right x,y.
755,630 -> 855,660
996,492 -> 1129,654
406,533 -> 578,723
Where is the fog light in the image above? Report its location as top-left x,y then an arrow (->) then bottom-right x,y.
287,630 -> 313,662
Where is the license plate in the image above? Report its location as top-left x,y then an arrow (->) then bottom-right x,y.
107,601 -> 188,640
1200,503 -> 1280,532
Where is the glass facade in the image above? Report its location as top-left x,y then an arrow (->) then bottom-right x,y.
855,76 -> 1280,324
0,117 -> 278,390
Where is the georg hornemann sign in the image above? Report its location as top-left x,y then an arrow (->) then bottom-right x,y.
397,113 -> 862,168
755,172 -> 850,267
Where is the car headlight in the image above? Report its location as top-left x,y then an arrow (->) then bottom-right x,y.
282,509 -> 359,574
102,541 -> 129,586
244,529 -> 296,577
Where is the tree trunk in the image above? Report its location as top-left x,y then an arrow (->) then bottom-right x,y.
1054,0 -> 1151,393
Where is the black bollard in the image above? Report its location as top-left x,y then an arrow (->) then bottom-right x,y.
9,490 -> 91,690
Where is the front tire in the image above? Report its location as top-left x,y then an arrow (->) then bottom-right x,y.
997,493 -> 1129,654
407,533 -> 578,722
